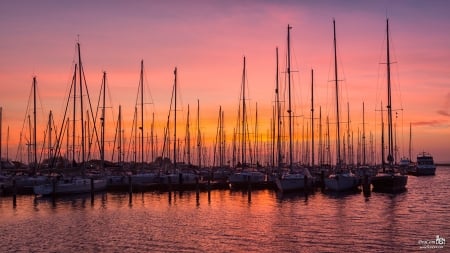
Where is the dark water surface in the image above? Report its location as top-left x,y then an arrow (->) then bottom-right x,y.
1,167 -> 449,252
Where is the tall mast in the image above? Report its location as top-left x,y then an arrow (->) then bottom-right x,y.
77,43 -> 85,171
48,111 -> 53,162
197,99 -> 201,168
72,64 -> 77,164
381,101 -> 385,171
311,69 -> 315,170
33,76 -> 37,174
140,60 -> 144,166
386,19 -> 394,168
221,109 -> 225,167
186,104 -> 191,165
134,106 -> 137,164
151,112 -> 154,162
255,102 -> 258,165
173,67 -> 177,170
118,105 -> 122,164
241,57 -> 246,167
362,102 -> 366,165
275,47 -> 282,170
0,107 -> 2,171
408,123 -> 412,161
287,24 -> 293,171
319,106 -> 322,165
333,19 -> 341,167
101,71 -> 106,169
347,102 -> 351,165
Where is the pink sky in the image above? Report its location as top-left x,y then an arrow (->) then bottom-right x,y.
0,0 -> 449,163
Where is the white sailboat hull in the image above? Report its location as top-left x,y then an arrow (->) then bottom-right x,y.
324,173 -> 359,191
275,174 -> 312,192
229,171 -> 265,189
34,178 -> 107,196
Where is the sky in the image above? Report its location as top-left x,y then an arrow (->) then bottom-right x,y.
0,0 -> 449,164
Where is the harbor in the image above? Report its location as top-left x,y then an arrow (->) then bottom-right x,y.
1,1 -> 449,252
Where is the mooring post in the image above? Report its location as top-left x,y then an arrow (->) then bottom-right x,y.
247,175 -> 251,203
90,178 -> 94,204
12,178 -> 17,207
304,175 -> 308,194
128,175 -> 132,204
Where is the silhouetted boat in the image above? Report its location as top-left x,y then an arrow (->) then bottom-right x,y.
275,25 -> 313,192
33,177 -> 107,196
371,19 -> 407,193
229,57 -> 265,189
323,19 -> 359,192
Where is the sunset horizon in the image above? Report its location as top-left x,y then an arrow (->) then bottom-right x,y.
1,0 -> 449,164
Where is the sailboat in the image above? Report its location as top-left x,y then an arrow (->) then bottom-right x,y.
34,42 -> 107,196
371,19 -> 408,192
228,57 -> 265,189
129,60 -> 159,188
158,68 -> 199,189
324,19 -> 359,192
275,25 -> 313,193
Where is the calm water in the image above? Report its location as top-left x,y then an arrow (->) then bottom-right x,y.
1,167 -> 449,252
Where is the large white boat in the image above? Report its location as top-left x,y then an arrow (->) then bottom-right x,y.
276,167 -> 314,192
33,178 -> 107,196
229,169 -> 265,189
324,171 -> 360,191
414,152 -> 436,176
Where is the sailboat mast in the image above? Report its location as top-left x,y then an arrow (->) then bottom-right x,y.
409,123 -> 412,161
363,102 -> 366,165
101,71 -> 106,169
381,101 -> 385,170
197,99 -> 201,168
386,19 -> 394,167
347,102 -> 351,165
186,104 -> 191,165
33,76 -> 37,173
140,60 -> 144,166
77,43 -> 85,171
275,47 -> 282,170
72,64 -> 77,164
333,19 -> 341,167
0,107 -> 2,171
311,69 -> 315,170
173,67 -> 177,170
287,24 -> 293,171
48,111 -> 53,161
241,57 -> 246,167
118,105 -> 122,164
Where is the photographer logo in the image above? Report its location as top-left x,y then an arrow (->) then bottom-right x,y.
418,235 -> 446,249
